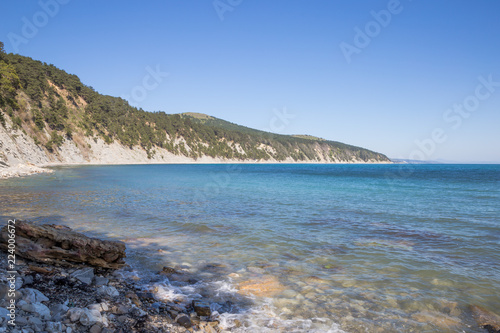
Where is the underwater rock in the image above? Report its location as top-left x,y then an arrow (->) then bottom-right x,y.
470,305 -> 500,333
237,275 -> 285,297
411,310 -> 461,330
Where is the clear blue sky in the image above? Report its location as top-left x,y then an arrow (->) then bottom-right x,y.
1,0 -> 499,162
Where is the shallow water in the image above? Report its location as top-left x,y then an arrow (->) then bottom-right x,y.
1,164 -> 499,332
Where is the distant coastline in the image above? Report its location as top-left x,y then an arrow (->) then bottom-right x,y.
1,159 -> 393,180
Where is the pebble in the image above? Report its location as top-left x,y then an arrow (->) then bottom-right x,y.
175,314 -> 192,328
16,316 -> 29,326
97,286 -> 119,297
21,288 -> 49,303
79,308 -> 102,326
68,308 -> 85,322
50,303 -> 69,316
71,268 -> 95,285
45,321 -> 64,333
21,302 -> 51,320
94,276 -> 109,287
27,316 -> 44,331
89,324 -> 102,333
0,308 -> 9,318
0,251 -> 223,333
22,276 -> 34,285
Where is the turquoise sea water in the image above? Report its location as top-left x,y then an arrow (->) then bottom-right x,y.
1,164 -> 499,332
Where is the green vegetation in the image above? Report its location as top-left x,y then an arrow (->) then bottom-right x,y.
292,134 -> 326,141
0,41 -> 390,162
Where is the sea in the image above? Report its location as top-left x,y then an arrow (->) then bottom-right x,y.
1,164 -> 499,332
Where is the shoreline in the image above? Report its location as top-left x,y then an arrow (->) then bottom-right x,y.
0,249 -> 222,333
0,221 -> 225,333
0,160 -> 393,180
0,164 -> 54,180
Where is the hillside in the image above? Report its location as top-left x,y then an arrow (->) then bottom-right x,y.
0,42 -> 390,172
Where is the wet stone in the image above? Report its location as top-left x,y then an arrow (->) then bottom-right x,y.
193,300 -> 211,317
130,306 -> 147,317
248,266 -> 265,274
136,292 -> 155,301
175,314 -> 192,328
470,305 -> 500,332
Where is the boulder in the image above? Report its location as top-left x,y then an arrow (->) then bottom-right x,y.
0,220 -> 126,269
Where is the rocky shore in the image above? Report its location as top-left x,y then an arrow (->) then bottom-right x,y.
0,259 -> 224,333
0,163 -> 53,180
0,221 -> 223,333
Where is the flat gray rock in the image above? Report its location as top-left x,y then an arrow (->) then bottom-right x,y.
71,268 -> 95,285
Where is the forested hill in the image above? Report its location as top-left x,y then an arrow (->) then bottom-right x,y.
0,42 -> 391,165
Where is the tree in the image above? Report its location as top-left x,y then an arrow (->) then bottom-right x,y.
0,60 -> 20,108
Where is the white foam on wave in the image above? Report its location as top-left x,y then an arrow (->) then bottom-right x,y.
213,280 -> 239,294
215,297 -> 346,333
121,260 -> 347,332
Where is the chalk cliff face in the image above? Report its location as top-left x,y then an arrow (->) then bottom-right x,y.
0,49 -> 391,176
0,115 -> 389,170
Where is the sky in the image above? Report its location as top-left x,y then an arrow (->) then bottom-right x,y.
1,0 -> 499,163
